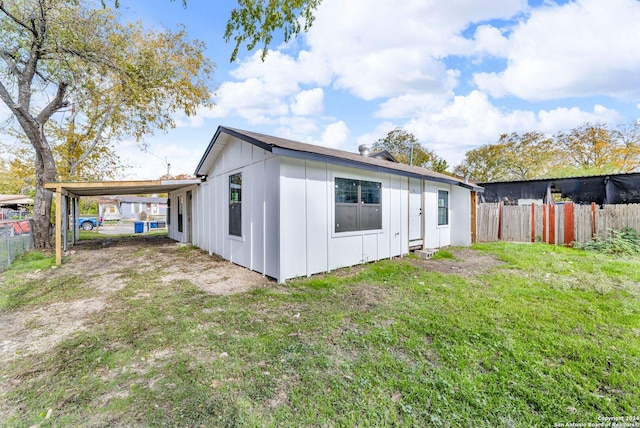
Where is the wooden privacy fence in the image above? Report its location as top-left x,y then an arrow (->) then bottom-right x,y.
477,202 -> 640,245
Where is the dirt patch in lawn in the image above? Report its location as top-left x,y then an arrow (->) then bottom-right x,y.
409,247 -> 503,276
0,236 -> 271,369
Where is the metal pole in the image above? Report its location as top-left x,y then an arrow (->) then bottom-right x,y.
409,144 -> 414,166
5,223 -> 10,266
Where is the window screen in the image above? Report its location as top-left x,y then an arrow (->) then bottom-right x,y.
438,190 -> 449,226
229,173 -> 242,236
335,178 -> 382,232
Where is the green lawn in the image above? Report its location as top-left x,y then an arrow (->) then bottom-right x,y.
1,242 -> 638,427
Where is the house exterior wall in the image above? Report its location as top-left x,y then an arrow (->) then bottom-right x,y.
176,137 -> 280,278
168,185 -> 198,243
121,202 -> 167,220
423,183 -> 452,248
278,158 -> 409,282
99,203 -> 121,220
450,185 -> 472,246
178,136 -> 474,283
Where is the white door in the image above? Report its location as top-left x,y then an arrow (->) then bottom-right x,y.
409,178 -> 423,247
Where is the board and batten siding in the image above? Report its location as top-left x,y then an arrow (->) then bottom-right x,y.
183,137 -> 281,279
167,184 -> 198,244
450,185 -> 472,246
423,183 -> 451,249
278,158 -> 409,282
174,134 -> 475,283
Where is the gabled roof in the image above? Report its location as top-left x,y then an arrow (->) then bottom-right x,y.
370,150 -> 399,163
195,126 -> 482,191
0,194 -> 33,206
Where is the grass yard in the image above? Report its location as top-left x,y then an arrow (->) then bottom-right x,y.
0,241 -> 639,427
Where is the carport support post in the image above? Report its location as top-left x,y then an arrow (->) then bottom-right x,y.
62,194 -> 68,253
71,197 -> 77,245
55,188 -> 62,265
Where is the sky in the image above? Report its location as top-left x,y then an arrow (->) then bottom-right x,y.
10,0 -> 640,180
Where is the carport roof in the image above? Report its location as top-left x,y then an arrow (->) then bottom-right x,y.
46,179 -> 201,267
43,179 -> 202,197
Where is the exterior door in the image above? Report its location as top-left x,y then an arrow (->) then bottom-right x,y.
409,178 -> 423,247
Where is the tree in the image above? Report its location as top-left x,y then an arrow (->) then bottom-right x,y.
555,123 -> 640,175
454,132 -> 558,182
224,0 -> 322,61
453,142 -> 512,182
0,158 -> 29,194
117,0 -> 321,62
373,128 -> 449,173
454,123 -> 640,182
0,1 -> 213,247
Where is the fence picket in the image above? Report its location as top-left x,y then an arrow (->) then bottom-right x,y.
477,203 -> 640,245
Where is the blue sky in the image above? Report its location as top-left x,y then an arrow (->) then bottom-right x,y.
112,0 -> 640,178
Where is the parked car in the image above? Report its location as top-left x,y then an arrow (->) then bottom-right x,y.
78,217 -> 103,231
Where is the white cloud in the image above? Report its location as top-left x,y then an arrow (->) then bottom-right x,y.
206,78 -> 290,124
474,0 -> 640,100
472,25 -> 509,57
274,117 -> 321,142
536,105 -> 621,133
304,0 -> 526,100
393,91 -> 622,166
355,121 -> 398,148
115,139 -> 199,180
314,121 -> 350,149
290,88 -> 324,116
128,0 -> 638,176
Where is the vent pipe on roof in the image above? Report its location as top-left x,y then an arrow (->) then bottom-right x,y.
358,144 -> 371,157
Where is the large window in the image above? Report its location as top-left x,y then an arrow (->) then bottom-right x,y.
438,190 -> 449,226
229,173 -> 242,236
335,178 -> 382,232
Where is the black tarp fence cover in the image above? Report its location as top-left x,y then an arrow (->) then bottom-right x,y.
479,172 -> 640,206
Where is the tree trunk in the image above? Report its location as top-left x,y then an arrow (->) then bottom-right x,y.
32,138 -> 57,249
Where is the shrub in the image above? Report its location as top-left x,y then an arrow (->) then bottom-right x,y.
579,227 -> 640,255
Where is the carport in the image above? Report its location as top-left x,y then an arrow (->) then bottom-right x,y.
44,179 -> 201,265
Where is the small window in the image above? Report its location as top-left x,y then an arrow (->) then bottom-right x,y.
229,173 -> 242,236
438,190 -> 449,226
335,178 -> 382,232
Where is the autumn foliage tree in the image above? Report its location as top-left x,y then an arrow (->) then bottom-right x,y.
554,123 -> 640,176
0,1 -> 213,247
453,132 -> 559,182
373,128 -> 449,173
454,123 -> 640,182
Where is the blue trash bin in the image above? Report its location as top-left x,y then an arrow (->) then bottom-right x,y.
134,221 -> 144,233
149,221 -> 158,229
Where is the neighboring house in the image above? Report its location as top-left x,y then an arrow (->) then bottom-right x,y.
479,172 -> 640,206
0,194 -> 33,220
99,196 -> 168,220
168,126 -> 482,283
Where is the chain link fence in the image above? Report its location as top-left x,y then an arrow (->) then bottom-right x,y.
0,219 -> 35,270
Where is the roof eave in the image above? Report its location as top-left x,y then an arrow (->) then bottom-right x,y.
272,147 -> 482,190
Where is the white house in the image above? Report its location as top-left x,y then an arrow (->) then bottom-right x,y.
168,127 -> 482,283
